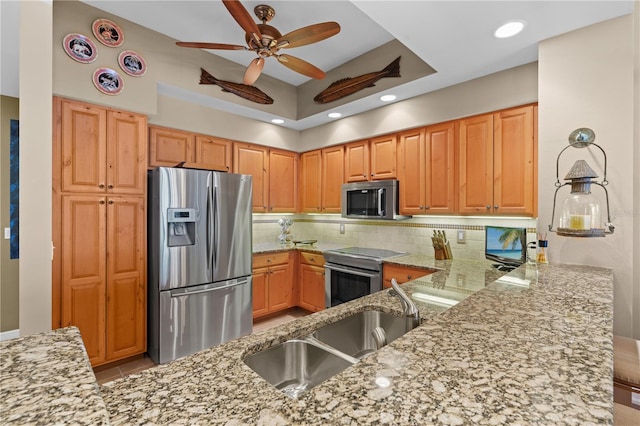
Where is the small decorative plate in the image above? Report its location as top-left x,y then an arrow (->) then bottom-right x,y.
62,33 -> 97,63
92,68 -> 124,95
92,18 -> 124,47
118,50 -> 146,77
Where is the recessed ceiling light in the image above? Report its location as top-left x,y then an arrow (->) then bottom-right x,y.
380,94 -> 396,102
271,118 -> 284,124
494,21 -> 525,38
328,112 -> 342,118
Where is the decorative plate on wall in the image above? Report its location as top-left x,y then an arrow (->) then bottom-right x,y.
92,67 -> 124,95
118,50 -> 146,77
62,33 -> 97,63
92,18 -> 124,47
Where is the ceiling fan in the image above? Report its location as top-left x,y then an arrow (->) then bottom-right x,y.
176,0 -> 341,85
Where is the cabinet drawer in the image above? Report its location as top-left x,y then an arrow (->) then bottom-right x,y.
299,251 -> 325,267
253,251 -> 291,269
383,264 -> 434,288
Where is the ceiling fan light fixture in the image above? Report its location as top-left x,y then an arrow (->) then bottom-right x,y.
328,112 -> 342,118
380,94 -> 396,102
494,21 -> 525,38
271,118 -> 285,124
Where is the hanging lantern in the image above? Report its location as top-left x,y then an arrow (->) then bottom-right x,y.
548,128 -> 614,237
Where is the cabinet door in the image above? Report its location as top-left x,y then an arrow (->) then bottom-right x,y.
344,140 -> 369,182
268,263 -> 294,313
383,264 -> 433,288
299,264 -> 326,312
398,129 -> 426,215
234,143 -> 268,212
148,126 -> 194,168
268,149 -> 298,212
300,150 -> 322,213
194,135 -> 232,171
106,196 -> 146,361
493,105 -> 535,215
322,146 -> 345,213
107,111 -> 147,194
458,114 -> 493,214
425,122 -> 456,214
252,267 -> 269,318
370,134 -> 397,180
60,100 -> 107,193
61,195 -> 106,365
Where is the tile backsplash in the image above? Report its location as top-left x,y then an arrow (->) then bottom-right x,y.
253,214 -> 538,262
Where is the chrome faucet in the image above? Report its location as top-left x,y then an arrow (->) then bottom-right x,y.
389,278 -> 420,332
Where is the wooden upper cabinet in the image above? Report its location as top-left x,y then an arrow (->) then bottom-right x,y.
148,126 -> 194,168
107,111 -> 147,194
370,134 -> 397,180
458,114 -> 494,214
234,143 -> 268,212
194,135 -> 232,172
398,128 -> 426,215
300,150 -> 322,213
425,122 -> 456,214
60,100 -> 107,194
321,146 -> 344,213
268,149 -> 298,212
493,105 -> 535,216
344,140 -> 370,182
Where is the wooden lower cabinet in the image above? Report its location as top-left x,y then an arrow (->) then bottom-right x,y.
61,194 -> 146,366
297,252 -> 326,312
382,263 -> 434,289
252,252 -> 294,319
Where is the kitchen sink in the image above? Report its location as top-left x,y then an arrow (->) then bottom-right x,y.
243,339 -> 356,398
311,310 -> 408,359
244,310 -> 409,398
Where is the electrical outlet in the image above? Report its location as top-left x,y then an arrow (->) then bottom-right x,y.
339,224 -> 345,234
457,230 -> 465,244
4,227 -> 10,240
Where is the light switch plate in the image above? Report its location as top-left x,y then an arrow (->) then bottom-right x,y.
457,230 -> 465,244
4,227 -> 10,240
339,224 -> 345,234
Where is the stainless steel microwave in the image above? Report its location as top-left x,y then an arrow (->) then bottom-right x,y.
341,179 -> 408,220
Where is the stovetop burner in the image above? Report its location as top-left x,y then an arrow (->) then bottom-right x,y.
323,247 -> 405,271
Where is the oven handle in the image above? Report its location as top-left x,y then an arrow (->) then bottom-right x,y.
325,263 -> 380,278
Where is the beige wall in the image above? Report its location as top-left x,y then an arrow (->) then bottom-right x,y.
634,0 -> 640,339
539,15 -> 637,338
0,95 -> 19,333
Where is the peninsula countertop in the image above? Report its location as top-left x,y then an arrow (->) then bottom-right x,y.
99,261 -> 613,425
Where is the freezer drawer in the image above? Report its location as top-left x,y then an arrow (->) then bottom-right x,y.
156,277 -> 252,364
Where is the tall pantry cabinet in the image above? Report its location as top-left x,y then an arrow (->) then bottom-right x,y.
52,97 -> 147,366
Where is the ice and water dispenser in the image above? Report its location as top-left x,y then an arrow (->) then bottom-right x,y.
167,208 -> 196,247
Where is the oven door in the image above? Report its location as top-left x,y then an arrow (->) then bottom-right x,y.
324,263 -> 382,308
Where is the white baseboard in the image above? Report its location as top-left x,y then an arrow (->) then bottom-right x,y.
0,329 -> 20,341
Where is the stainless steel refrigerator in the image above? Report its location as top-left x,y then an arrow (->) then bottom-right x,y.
148,167 -> 253,364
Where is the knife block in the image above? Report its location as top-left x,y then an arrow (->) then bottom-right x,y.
434,247 -> 446,260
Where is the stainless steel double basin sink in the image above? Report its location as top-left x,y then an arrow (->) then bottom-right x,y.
243,310 -> 409,398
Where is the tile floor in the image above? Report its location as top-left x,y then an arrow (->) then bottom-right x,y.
94,308 -> 310,385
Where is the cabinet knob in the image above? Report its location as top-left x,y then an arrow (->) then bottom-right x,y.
108,184 -> 113,189
310,258 -> 315,262
486,205 -> 491,210
362,174 -> 366,178
99,184 -> 105,189
99,200 -> 105,205
425,206 -> 430,210
267,259 -> 271,263
407,275 -> 412,279
494,205 -> 499,209
419,205 -> 423,209
371,174 -> 374,177
108,200 -> 114,205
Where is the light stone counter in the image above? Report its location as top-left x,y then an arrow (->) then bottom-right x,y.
100,261 -> 613,425
0,326 -> 110,425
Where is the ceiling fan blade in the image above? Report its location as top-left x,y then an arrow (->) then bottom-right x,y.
176,42 -> 247,50
277,54 -> 326,80
244,58 -> 265,85
222,0 -> 262,43
276,22 -> 341,49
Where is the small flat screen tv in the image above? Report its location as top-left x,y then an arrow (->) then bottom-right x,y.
484,226 -> 527,267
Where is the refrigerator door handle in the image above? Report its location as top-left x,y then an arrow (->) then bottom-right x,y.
206,179 -> 214,276
169,279 -> 249,297
212,185 -> 218,269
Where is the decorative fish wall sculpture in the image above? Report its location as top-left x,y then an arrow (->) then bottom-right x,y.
199,68 -> 274,105
313,56 -> 401,104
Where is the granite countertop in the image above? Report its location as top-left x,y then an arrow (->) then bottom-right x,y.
98,261 -> 613,425
0,326 -> 110,425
